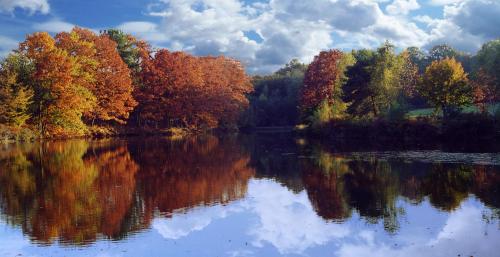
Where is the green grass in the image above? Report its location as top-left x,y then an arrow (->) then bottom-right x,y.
407,103 -> 500,119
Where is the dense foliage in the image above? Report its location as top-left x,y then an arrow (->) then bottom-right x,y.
295,41 -> 500,126
0,28 -> 252,137
1,26 -> 499,138
419,58 -> 472,118
243,59 -> 307,127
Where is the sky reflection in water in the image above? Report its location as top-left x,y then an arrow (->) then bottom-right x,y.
0,135 -> 499,257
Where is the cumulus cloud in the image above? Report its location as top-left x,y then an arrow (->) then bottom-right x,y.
153,179 -> 351,254
386,0 -> 420,15
109,0 -> 500,73
335,201 -> 500,257
0,0 -> 49,14
446,0 -> 500,38
419,0 -> 500,52
246,179 -> 350,254
122,0 -> 425,73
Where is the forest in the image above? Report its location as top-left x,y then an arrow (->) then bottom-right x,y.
0,27 -> 499,140
0,27 -> 252,139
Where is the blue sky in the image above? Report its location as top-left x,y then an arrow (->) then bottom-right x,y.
1,0 -> 499,73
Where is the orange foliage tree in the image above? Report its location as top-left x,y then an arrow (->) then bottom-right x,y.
472,68 -> 497,113
7,27 -> 252,135
56,28 -> 137,125
137,50 -> 252,129
19,32 -> 95,136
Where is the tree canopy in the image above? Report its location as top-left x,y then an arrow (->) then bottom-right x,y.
419,58 -> 472,119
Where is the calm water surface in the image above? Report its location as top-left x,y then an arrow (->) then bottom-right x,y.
0,134 -> 499,257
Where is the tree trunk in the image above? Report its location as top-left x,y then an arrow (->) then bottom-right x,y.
370,95 -> 378,116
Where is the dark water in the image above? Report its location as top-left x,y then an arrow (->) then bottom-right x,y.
0,134 -> 499,257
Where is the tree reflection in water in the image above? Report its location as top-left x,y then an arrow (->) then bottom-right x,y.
0,136 -> 255,245
0,135 -> 499,246
299,144 -> 500,233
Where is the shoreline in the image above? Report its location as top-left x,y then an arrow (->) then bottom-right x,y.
3,118 -> 499,145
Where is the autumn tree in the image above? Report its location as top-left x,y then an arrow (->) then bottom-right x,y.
19,32 -> 96,136
55,28 -> 137,125
0,54 -> 34,127
300,50 -> 343,113
198,56 -> 253,128
471,68 -> 496,113
419,58 -> 473,119
92,34 -> 137,124
368,42 -> 407,117
428,44 -> 473,73
137,50 -> 252,129
136,50 -> 203,127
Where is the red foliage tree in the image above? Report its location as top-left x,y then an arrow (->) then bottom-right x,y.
300,50 -> 343,111
137,50 -> 252,129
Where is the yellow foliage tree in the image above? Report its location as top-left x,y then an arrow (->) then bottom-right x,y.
419,57 -> 473,119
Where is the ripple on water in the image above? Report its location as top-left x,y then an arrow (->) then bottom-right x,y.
340,151 -> 500,166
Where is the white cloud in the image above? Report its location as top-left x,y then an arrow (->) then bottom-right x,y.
117,21 -> 168,43
107,0 -> 499,73
335,201 -> 500,257
0,0 -> 49,14
0,35 -> 18,57
386,0 -> 420,15
428,0 -> 464,6
124,0 -> 413,73
33,20 -> 75,33
419,0 -> 500,52
246,179 -> 350,254
153,204 -> 243,240
153,178 -> 351,255
446,0 -> 500,38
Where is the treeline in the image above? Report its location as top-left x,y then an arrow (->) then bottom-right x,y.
244,41 -> 500,128
2,27 -> 499,139
0,27 -> 252,138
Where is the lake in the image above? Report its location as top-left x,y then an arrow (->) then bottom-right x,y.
0,134 -> 499,257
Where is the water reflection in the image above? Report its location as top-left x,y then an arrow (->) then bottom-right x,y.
0,135 -> 499,256
299,146 -> 500,233
0,136 -> 254,246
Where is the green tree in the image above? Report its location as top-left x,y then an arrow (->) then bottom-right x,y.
419,58 -> 473,119
406,46 -> 427,73
368,42 -> 406,117
0,54 -> 34,127
342,49 -> 376,117
244,59 -> 307,127
474,39 -> 500,99
104,29 -> 141,74
343,43 -> 407,118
